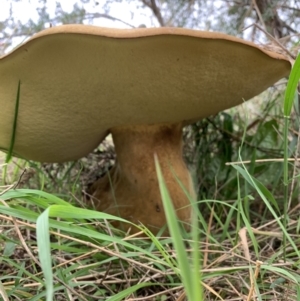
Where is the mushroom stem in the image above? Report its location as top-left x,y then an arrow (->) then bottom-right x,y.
88,122 -> 194,234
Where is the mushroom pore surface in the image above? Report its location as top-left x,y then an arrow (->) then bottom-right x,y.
88,122 -> 194,234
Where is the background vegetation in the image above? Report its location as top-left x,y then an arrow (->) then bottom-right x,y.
0,1 -> 299,300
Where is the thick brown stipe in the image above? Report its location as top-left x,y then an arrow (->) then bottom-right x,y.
88,123 -> 194,233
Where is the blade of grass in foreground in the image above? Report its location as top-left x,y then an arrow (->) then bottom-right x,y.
2,81 -> 21,184
283,54 -> 300,261
36,208 -> 53,301
5,81 -> 21,164
155,155 -> 203,301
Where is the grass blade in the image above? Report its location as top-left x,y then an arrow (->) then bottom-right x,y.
36,208 -> 53,301
6,81 -> 21,163
284,55 -> 300,116
154,155 -> 202,301
283,54 -> 300,260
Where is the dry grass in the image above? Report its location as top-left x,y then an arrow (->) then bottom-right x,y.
0,219 -> 299,300
1,165 -> 300,300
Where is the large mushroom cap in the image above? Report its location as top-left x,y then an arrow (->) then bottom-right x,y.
0,25 -> 290,162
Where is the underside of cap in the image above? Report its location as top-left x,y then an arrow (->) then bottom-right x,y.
0,25 -> 291,162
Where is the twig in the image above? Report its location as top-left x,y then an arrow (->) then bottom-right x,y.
242,23 -> 295,59
141,0 -> 165,26
252,0 -> 268,33
239,228 -> 251,262
246,260 -> 263,301
226,157 -> 300,165
203,205 -> 214,268
12,168 -> 27,189
0,184 -> 14,196
84,13 -> 135,28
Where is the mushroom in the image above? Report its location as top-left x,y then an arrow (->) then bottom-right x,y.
0,25 -> 290,234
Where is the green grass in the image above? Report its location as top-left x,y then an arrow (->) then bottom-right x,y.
0,56 -> 300,300
1,167 -> 300,300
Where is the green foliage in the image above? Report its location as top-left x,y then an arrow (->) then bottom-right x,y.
191,90 -> 291,202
